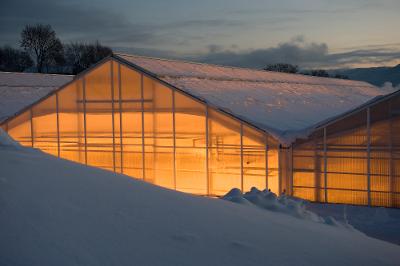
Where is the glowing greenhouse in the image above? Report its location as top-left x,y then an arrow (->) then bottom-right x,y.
1,54 -> 399,207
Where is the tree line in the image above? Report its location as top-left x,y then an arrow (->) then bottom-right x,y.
263,63 -> 349,79
0,24 -> 348,79
0,24 -> 112,74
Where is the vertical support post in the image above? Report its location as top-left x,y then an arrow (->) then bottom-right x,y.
56,92 -> 60,157
389,101 -> 394,207
289,146 -> 293,196
323,127 -> 327,203
141,74 -> 146,180
240,123 -> 244,192
265,135 -> 269,191
172,90 -> 177,190
367,107 -> 371,206
314,141 -> 320,202
30,108 -> 34,148
205,106 -> 210,196
111,61 -> 116,172
118,63 -> 123,173
83,78 -> 88,165
278,146 -> 282,195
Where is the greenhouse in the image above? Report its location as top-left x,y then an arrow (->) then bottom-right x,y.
1,53 -> 399,207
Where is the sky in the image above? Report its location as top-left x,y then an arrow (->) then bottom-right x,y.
1,0 -> 400,69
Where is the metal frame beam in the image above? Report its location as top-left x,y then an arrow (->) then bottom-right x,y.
56,92 -> 60,157
141,74 -> 146,180
111,61 -> 116,172
240,123 -> 244,192
323,127 -> 327,202
367,107 -> 371,206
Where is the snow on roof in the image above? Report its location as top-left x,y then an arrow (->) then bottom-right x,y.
115,53 -> 387,144
0,72 -> 73,122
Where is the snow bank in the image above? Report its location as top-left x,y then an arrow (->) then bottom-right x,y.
308,202 -> 400,245
222,188 -> 353,229
0,128 -> 20,148
1,145 -> 400,265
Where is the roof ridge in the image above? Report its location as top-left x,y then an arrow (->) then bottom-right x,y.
113,53 -> 373,86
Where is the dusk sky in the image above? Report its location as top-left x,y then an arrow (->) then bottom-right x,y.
1,0 -> 400,69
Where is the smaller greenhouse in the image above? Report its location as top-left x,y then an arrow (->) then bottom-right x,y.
1,53 -> 398,207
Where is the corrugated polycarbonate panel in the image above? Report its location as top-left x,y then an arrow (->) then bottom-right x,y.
267,139 -> 280,195
32,95 -> 58,156
242,125 -> 266,192
85,62 -> 114,171
292,93 -> 400,207
175,91 -> 207,194
6,110 -> 32,147
208,109 -> 241,196
292,129 -> 324,201
325,111 -> 368,205
119,64 -> 143,178
58,80 -> 85,163
143,77 -> 174,189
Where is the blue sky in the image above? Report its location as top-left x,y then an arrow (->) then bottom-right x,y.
1,0 -> 399,69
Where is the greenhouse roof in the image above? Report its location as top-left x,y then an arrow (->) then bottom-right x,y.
0,72 -> 73,122
115,53 -> 388,144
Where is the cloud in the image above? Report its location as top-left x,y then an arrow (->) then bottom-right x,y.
0,0 -> 162,46
189,37 -> 400,69
0,0 -> 245,49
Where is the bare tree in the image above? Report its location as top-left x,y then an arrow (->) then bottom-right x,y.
20,24 -> 64,73
310,69 -> 329,77
264,63 -> 299,74
0,46 -> 33,72
65,41 -> 112,74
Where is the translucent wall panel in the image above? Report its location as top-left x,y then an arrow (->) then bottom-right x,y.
208,109 -> 241,196
369,101 -> 392,206
143,77 -> 174,189
113,62 -> 122,173
292,128 -> 325,202
390,96 -> 400,207
175,91 -> 207,194
85,62 -> 114,171
6,110 -> 32,147
292,98 -> 400,207
292,142 -> 318,201
32,95 -> 58,156
268,138 -> 280,195
119,64 -> 143,178
58,80 -> 84,163
242,125 -> 266,192
325,111 -> 368,205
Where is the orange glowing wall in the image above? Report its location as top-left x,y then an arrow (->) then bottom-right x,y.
292,96 -> 400,207
2,59 -> 281,196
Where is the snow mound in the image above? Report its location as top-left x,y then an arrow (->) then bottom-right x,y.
222,187 -> 353,229
0,128 -> 20,148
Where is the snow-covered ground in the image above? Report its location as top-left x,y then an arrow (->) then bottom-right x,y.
1,129 -> 400,266
307,202 -> 400,246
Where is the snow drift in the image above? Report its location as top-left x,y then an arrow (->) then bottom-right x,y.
0,130 -> 400,266
222,188 -> 353,229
